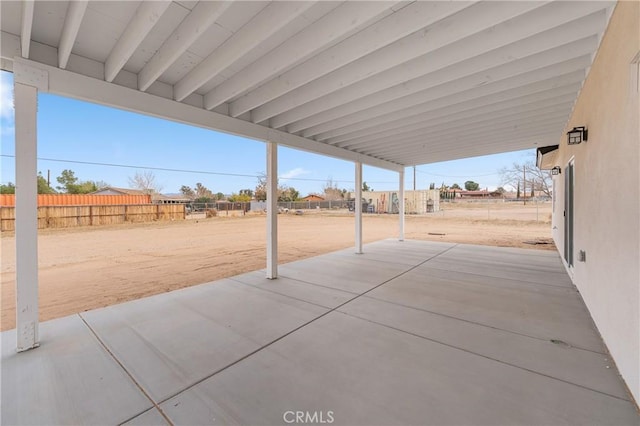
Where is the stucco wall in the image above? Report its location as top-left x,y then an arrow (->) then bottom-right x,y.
552,1 -> 639,403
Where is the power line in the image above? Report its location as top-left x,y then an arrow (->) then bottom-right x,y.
414,168 -> 500,178
0,154 -> 398,185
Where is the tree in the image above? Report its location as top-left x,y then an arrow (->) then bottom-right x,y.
464,181 -> 480,191
499,160 -> 552,197
239,189 -> 254,198
56,169 -> 101,194
451,183 -> 461,190
279,186 -> 300,202
195,182 -> 213,199
228,193 -> 251,202
56,169 -> 78,192
0,182 -> 15,194
128,170 -> 162,195
37,172 -> 56,194
322,177 -> 348,201
180,185 -> 195,200
516,181 -> 521,199
215,192 -> 225,201
362,181 -> 372,192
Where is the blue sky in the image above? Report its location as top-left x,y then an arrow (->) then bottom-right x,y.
1,71 -> 533,195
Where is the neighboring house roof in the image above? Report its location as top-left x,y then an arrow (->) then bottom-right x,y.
91,187 -> 147,196
302,194 -> 324,201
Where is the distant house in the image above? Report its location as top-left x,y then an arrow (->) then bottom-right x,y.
91,187 -> 146,196
92,187 -> 190,204
301,194 -> 324,202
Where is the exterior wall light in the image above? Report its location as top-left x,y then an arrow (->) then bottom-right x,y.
551,166 -> 561,175
567,126 -> 588,145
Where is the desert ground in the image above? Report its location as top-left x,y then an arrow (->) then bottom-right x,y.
1,202 -> 554,331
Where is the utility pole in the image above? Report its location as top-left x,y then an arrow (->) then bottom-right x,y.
47,169 -> 50,186
523,166 -> 526,205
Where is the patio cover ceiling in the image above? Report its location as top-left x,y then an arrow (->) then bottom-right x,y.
0,1 -> 614,171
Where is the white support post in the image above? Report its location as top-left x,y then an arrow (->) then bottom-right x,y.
399,168 -> 405,242
14,82 -> 39,351
266,142 -> 278,279
355,161 -> 363,254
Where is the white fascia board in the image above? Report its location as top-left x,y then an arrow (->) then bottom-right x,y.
10,58 -> 402,172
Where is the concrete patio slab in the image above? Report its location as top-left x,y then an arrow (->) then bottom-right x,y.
2,240 -> 637,425
230,270 -> 356,309
367,266 -> 604,351
81,279 -> 328,402
277,254 -> 410,293
0,315 -> 151,425
123,407 -> 170,425
160,312 -> 638,425
426,245 -> 574,287
339,296 -> 628,400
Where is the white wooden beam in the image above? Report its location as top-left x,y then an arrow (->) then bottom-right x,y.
229,1 -> 475,118
104,1 -> 171,83
138,1 -> 233,92
347,117 -> 572,160
313,56 -> 590,143
14,81 -> 39,352
20,0 -> 34,58
250,1 -> 544,124
266,142 -> 278,279
355,161 -> 363,254
58,1 -> 88,69
385,132 -> 561,165
329,79 -> 583,149
285,10 -> 606,133
203,1 -> 397,111
11,58 -> 403,172
398,169 -> 405,241
174,1 -> 315,102
339,92 -> 578,150
368,119 -> 568,158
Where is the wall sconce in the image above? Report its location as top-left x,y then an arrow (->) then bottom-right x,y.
567,126 -> 588,145
551,166 -> 561,175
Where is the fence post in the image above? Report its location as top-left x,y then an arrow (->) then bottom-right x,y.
124,205 -> 127,223
156,204 -> 160,221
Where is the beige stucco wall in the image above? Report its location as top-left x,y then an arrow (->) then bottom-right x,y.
552,1 -> 639,403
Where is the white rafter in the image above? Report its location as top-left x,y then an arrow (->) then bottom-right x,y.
173,1 -> 316,102
203,1 -> 398,111
228,1 -> 476,119
336,86 -> 581,151
20,0 -> 34,59
312,55 -> 592,143
346,103 -> 574,153
138,1 -> 233,92
104,1 -> 171,83
250,1 -> 547,124
58,1 -> 88,69
282,9 -> 606,133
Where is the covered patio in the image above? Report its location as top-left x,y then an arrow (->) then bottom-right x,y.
2,240 -> 637,424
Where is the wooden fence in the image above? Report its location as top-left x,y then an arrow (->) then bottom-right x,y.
0,204 -> 185,231
0,194 -> 152,206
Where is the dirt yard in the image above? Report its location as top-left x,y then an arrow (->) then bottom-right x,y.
1,203 -> 554,331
